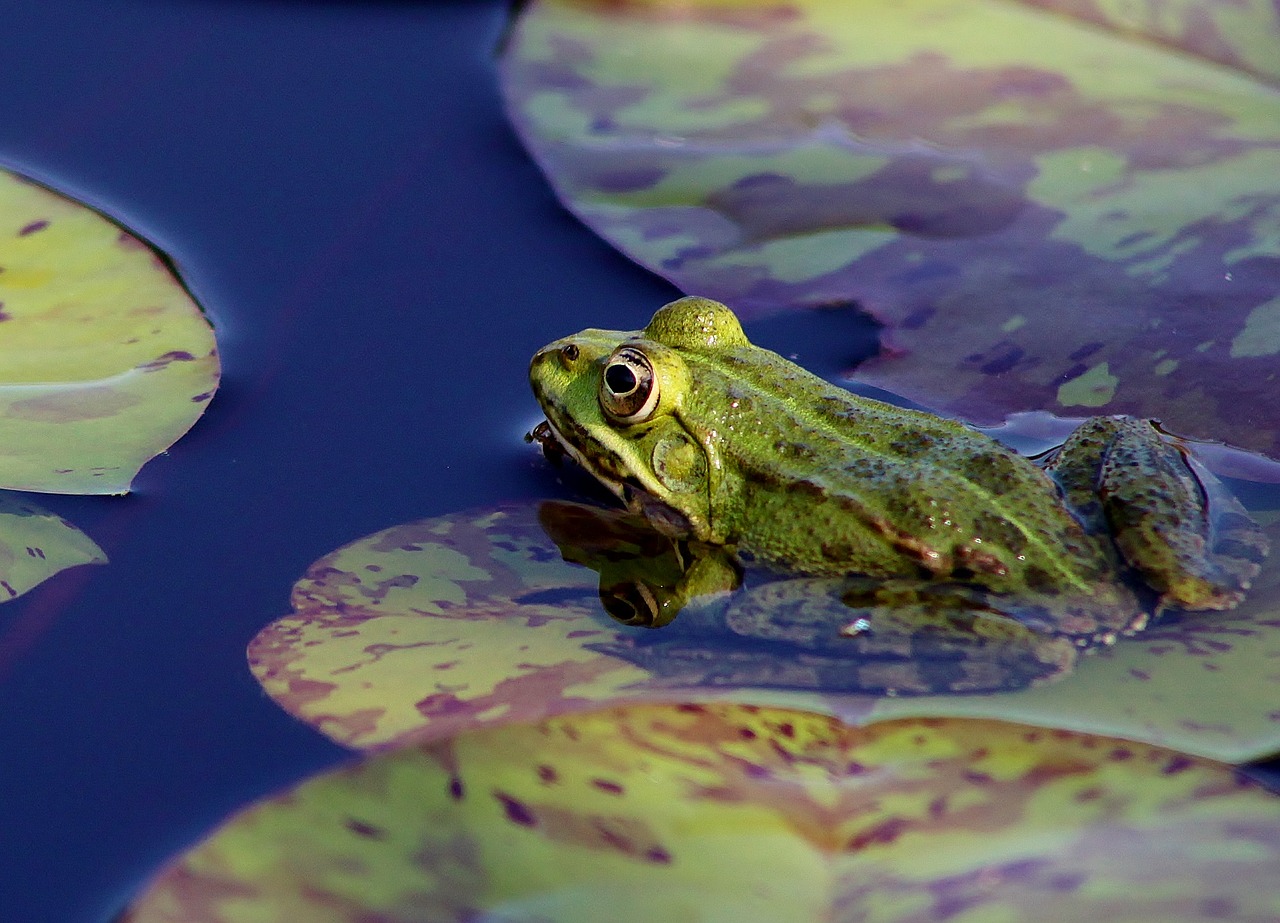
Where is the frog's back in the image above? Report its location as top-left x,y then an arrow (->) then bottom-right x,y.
680,343 -> 1112,591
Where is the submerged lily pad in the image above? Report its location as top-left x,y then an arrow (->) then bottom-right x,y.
500,0 -> 1280,455
249,504 -> 1280,762
0,169 -> 218,494
0,493 -> 105,602
126,705 -> 1280,922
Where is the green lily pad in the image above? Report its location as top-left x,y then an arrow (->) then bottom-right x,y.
0,493 -> 105,602
125,705 -> 1280,922
249,504 -> 1280,762
499,0 -> 1280,455
0,169 -> 218,494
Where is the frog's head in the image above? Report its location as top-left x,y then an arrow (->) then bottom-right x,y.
529,296 -> 748,542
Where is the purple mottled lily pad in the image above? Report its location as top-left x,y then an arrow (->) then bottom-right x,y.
125,705 -> 1280,922
499,0 -> 1280,455
249,503 -> 1280,762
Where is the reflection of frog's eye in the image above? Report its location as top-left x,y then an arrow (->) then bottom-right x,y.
600,347 -> 659,423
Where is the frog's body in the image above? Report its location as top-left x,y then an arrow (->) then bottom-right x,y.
529,297 -> 1267,646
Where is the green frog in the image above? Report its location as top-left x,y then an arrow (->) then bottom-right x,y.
529,296 -> 1268,653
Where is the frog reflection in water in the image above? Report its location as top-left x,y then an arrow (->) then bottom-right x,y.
528,297 -> 1269,694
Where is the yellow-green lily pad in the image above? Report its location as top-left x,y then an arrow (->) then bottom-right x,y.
0,493 -> 105,602
125,705 -> 1280,922
0,170 -> 218,494
249,504 -> 1280,762
499,0 -> 1280,455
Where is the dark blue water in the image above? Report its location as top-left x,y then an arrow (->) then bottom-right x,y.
0,3 -> 1274,921
0,3 -> 679,920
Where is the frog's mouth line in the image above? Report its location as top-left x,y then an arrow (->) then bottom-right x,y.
531,418 -> 630,502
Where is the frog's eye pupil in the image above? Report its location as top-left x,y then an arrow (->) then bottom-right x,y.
605,363 -> 637,395
600,347 -> 659,422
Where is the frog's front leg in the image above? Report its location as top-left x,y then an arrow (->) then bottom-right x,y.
1045,416 -> 1268,611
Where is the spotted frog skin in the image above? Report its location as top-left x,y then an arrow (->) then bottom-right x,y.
529,296 -> 1268,647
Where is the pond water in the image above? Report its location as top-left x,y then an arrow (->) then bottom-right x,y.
0,3 -> 1276,922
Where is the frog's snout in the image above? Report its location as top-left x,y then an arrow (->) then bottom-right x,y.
528,343 -> 552,377
531,339 -> 582,373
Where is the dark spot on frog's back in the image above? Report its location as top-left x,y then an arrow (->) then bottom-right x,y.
954,543 -> 1008,576
963,449 -> 1026,490
822,395 -> 857,418
973,513 -> 1025,555
889,432 -> 937,457
791,479 -> 826,498
844,458 -> 887,480
716,352 -> 751,370
775,440 -> 817,462
820,539 -> 857,562
1023,565 -> 1057,591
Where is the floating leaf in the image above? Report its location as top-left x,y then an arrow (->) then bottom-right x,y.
249,504 -> 1280,762
499,0 -> 1280,454
1021,0 -> 1280,84
0,493 -> 105,602
125,705 -> 1280,922
0,169 -> 218,494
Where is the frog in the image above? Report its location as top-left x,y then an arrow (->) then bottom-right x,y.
528,295 -> 1269,654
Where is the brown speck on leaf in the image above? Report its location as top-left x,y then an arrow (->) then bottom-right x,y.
344,818 -> 387,839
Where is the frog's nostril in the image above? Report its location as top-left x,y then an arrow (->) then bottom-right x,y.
560,343 -> 580,364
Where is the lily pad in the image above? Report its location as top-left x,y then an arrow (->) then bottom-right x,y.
0,493 -> 105,602
499,0 -> 1280,455
125,705 -> 1280,922
249,503 -> 1280,762
0,169 -> 218,494
1021,0 -> 1280,84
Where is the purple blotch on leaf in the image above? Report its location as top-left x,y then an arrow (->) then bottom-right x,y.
496,791 -> 537,826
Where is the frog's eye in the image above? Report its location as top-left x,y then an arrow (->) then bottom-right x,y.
600,347 -> 659,423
